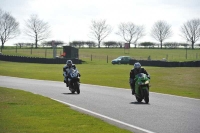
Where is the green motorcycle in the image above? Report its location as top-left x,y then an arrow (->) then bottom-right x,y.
134,73 -> 150,104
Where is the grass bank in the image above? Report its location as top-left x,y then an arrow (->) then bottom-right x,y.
0,87 -> 131,133
1,48 -> 200,62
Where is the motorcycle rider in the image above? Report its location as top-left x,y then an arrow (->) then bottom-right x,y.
129,62 -> 150,95
63,60 -> 80,87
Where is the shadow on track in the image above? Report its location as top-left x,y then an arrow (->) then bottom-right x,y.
62,93 -> 79,95
130,101 -> 150,105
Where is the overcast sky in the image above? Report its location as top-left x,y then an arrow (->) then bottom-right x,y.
1,0 -> 200,46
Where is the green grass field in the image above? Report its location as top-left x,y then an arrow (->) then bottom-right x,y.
1,47 -> 200,62
79,48 -> 200,62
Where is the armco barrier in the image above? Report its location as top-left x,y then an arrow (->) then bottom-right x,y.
0,55 -> 82,64
129,59 -> 200,67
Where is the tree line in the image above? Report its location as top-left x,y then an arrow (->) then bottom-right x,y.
1,8 -> 200,50
69,41 -> 193,49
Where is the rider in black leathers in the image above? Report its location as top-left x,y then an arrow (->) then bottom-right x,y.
129,62 -> 150,95
63,60 -> 79,87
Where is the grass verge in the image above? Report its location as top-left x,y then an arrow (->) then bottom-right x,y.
0,87 -> 131,133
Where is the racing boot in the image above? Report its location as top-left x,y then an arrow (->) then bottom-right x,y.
64,77 -> 67,83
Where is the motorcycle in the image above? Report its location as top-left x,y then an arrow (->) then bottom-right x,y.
67,68 -> 80,94
134,73 -> 150,103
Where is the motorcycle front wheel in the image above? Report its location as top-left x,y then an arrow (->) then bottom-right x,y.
143,87 -> 149,104
70,88 -> 75,94
135,87 -> 142,102
74,82 -> 80,94
136,96 -> 142,102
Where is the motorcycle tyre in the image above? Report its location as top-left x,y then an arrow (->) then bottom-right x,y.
69,85 -> 75,94
135,87 -> 142,102
136,96 -> 142,102
143,87 -> 149,104
71,91 -> 75,94
70,88 -> 75,94
74,82 -> 80,94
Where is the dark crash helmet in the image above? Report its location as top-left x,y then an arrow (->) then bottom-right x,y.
66,60 -> 73,67
134,62 -> 141,71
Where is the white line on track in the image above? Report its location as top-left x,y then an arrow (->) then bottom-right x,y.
51,98 -> 155,133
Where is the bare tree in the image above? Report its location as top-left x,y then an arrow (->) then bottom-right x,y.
89,19 -> 112,48
180,18 -> 200,49
0,9 -> 20,49
151,20 -> 172,49
24,14 -> 50,48
116,22 -> 145,48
